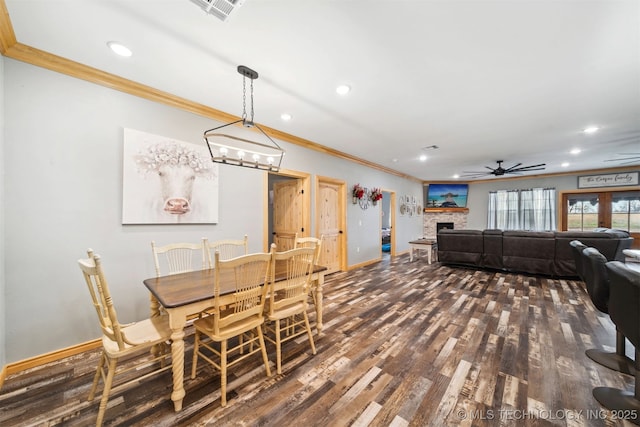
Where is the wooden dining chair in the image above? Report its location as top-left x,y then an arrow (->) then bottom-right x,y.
151,240 -> 207,277
190,250 -> 272,407
78,249 -> 172,427
293,234 -> 323,306
204,234 -> 249,267
294,233 -> 323,264
264,244 -> 318,375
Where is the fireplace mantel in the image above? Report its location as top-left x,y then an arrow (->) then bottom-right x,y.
423,208 -> 469,213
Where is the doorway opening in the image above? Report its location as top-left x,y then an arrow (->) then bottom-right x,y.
381,190 -> 395,259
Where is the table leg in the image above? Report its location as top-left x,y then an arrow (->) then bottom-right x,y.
314,274 -> 324,334
169,328 -> 186,411
410,246 -> 415,262
427,244 -> 432,264
168,312 -> 187,412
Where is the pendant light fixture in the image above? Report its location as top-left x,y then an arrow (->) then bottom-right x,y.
203,65 -> 285,171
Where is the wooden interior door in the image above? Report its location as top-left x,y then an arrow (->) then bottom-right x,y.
273,179 -> 303,251
317,179 -> 344,273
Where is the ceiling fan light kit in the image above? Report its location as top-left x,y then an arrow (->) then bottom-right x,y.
462,160 -> 546,178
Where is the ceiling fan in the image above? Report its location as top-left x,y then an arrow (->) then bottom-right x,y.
603,153 -> 640,165
462,160 -> 546,178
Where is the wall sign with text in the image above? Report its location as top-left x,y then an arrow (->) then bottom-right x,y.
577,171 -> 639,189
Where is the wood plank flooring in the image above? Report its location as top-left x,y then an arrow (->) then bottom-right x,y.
1,255 -> 637,426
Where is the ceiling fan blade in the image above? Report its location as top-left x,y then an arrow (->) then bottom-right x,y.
462,169 -> 491,173
510,163 -> 546,170
461,171 -> 492,177
504,163 -> 522,172
604,157 -> 640,162
507,168 -> 546,173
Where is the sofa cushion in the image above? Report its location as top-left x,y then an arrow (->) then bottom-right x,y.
482,229 -> 503,270
502,231 -> 556,275
437,229 -> 483,266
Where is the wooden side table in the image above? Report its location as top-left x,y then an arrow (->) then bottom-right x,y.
408,239 -> 437,264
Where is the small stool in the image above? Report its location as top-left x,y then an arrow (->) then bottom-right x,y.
408,239 -> 437,264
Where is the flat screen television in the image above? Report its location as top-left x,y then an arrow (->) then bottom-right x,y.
425,183 -> 469,208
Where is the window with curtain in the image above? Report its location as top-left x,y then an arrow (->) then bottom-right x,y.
488,188 -> 556,231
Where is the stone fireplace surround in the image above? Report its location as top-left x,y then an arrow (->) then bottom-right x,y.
422,209 -> 468,239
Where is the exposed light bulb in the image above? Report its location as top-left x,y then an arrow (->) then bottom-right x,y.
237,150 -> 245,159
219,147 -> 228,156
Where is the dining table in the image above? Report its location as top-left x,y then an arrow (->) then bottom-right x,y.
143,262 -> 328,412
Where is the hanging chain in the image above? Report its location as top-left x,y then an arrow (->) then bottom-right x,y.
241,74 -> 255,123
242,76 -> 247,121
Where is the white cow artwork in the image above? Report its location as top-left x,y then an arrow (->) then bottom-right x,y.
122,128 -> 219,224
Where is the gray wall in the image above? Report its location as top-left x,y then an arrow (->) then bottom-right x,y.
466,175 -> 584,229
2,59 -> 423,363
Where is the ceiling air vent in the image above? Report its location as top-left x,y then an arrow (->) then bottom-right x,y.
189,0 -> 246,22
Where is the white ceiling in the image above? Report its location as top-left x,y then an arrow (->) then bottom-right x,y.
5,0 -> 640,181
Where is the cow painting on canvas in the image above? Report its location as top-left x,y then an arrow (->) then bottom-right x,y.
122,128 -> 219,224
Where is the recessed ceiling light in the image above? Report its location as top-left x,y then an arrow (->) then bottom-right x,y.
561,162 -> 570,167
570,148 -> 581,155
452,174 -> 460,179
583,126 -> 599,134
280,113 -> 292,121
336,85 -> 351,95
419,154 -> 427,161
392,158 -> 399,163
107,41 -> 132,57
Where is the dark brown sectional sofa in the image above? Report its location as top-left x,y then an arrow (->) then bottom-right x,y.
436,228 -> 633,277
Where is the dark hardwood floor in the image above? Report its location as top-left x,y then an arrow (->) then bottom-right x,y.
1,255 -> 637,426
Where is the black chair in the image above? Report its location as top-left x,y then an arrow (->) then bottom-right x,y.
569,240 -> 588,281
583,247 -> 634,375
593,261 -> 640,423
